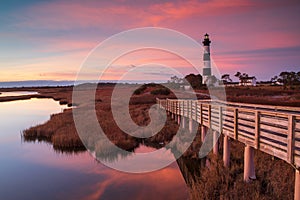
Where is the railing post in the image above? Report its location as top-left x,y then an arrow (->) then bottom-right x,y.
200,103 -> 203,125
295,169 -> 300,200
219,106 -> 223,134
182,115 -> 186,128
213,131 -> 219,155
189,100 -> 191,119
177,114 -> 181,125
201,126 -> 207,142
287,115 -> 295,164
189,117 -> 194,133
182,101 -> 184,116
208,104 -> 212,128
166,99 -> 168,111
234,108 -> 238,140
254,111 -> 260,149
195,101 -> 198,122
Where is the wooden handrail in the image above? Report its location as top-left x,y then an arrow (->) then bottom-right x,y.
157,98 -> 300,168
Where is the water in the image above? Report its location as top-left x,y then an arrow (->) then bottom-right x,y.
0,98 -> 189,200
0,80 -> 168,88
0,91 -> 38,97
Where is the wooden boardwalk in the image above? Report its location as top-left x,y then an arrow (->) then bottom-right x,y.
157,98 -> 300,199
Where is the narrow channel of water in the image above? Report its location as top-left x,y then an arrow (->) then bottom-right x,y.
0,98 -> 189,200
0,91 -> 38,97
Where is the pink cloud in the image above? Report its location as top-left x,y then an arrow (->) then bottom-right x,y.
18,0 -> 258,30
5,0 -> 299,81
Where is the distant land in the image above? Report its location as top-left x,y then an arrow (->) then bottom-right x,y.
0,80 -> 165,88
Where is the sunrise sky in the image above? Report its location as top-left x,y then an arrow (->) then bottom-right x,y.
0,0 -> 299,82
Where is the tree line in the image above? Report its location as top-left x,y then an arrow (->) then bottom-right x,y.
167,70 -> 300,89
270,71 -> 300,87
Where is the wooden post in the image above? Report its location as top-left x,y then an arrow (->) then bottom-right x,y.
181,101 -> 183,116
201,126 -> 207,142
219,106 -> 223,134
254,111 -> 260,149
167,100 -> 169,111
244,145 -> 256,182
189,118 -> 194,133
213,131 -> 219,155
295,169 -> 300,200
190,101 -> 193,119
177,115 -> 181,125
200,103 -> 203,125
182,116 -> 186,129
183,101 -> 185,117
287,115 -> 295,164
195,101 -> 198,122
223,135 -> 230,167
234,108 -> 238,140
208,104 -> 212,128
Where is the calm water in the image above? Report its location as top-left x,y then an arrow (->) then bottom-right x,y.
0,91 -> 38,97
0,98 -> 189,200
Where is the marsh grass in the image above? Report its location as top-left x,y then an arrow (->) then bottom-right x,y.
187,140 -> 294,199
18,85 -> 296,199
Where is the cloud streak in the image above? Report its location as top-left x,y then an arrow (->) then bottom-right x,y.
1,0 -> 299,81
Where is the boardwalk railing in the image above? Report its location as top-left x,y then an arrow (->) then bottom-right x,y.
157,98 -> 300,168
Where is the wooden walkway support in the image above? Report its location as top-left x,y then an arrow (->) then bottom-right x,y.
223,135 -> 230,167
157,98 -> 300,199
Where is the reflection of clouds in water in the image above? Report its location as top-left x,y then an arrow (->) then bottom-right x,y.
98,145 -> 175,173
20,142 -> 95,171
20,142 -> 188,199
85,162 -> 188,200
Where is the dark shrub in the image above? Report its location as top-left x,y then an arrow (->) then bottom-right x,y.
150,88 -> 170,95
133,85 -> 147,95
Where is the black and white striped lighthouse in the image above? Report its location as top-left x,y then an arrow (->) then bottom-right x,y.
202,33 -> 212,84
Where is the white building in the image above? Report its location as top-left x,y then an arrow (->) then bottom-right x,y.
239,77 -> 257,86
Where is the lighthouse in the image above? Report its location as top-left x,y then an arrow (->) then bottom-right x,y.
202,33 -> 212,84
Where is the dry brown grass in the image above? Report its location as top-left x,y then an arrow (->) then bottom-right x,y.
224,86 -> 300,107
23,85 -> 175,152
185,139 -> 294,200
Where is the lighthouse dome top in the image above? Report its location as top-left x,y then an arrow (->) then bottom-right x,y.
203,33 -> 211,46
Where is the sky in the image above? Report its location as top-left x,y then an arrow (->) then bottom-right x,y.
0,0 -> 300,82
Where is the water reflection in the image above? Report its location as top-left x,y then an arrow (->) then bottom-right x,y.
0,98 -> 189,200
96,144 -> 176,173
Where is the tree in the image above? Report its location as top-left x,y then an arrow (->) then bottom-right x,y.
235,72 -> 249,79
234,72 -> 241,79
221,74 -> 232,84
234,72 -> 256,86
279,71 -> 300,87
168,75 -> 183,89
184,74 -> 203,89
270,75 -> 278,83
270,71 -> 300,88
